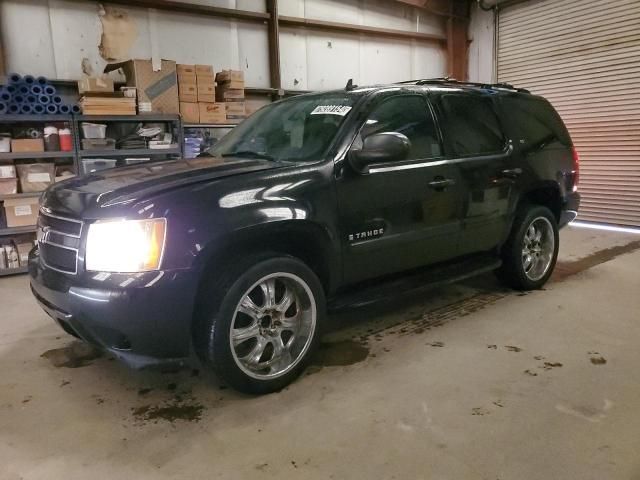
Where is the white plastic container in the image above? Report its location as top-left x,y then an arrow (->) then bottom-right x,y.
0,135 -> 10,153
81,122 -> 107,139
81,158 -> 117,174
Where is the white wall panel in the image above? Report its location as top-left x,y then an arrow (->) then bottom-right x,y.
306,32 -> 360,90
467,2 -> 494,83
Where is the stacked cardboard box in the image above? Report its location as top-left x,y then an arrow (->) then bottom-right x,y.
216,70 -> 246,124
178,64 -> 226,124
78,76 -> 136,115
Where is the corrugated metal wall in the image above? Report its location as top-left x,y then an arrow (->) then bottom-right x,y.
498,0 -> 640,227
0,0 -> 447,90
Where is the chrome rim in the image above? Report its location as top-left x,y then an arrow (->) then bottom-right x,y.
229,272 -> 316,380
522,216 -> 555,281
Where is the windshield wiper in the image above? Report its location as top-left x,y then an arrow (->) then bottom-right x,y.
221,150 -> 275,161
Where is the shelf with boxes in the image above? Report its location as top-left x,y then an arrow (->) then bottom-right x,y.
0,114 -> 76,277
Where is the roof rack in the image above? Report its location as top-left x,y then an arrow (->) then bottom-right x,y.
396,77 -> 530,93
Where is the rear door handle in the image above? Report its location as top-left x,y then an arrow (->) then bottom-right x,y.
428,177 -> 456,190
501,168 -> 523,179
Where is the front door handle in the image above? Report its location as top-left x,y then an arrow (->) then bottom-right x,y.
428,177 -> 456,191
501,168 -> 523,179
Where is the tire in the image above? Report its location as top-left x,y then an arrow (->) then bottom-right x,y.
195,255 -> 325,394
497,205 -> 559,291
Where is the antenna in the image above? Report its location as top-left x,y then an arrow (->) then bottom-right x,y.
345,78 -> 357,91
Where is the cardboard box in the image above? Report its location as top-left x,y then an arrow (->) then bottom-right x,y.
11,139 -> 44,153
197,84 -> 216,103
179,83 -> 198,103
195,65 -> 214,76
16,163 -> 55,193
216,87 -> 245,102
0,165 -> 16,179
216,70 -> 244,84
220,80 -> 244,89
225,102 -> 246,116
180,102 -> 200,124
178,73 -> 197,85
3,196 -> 39,227
177,64 -> 196,76
78,76 -> 114,94
104,59 -> 179,114
16,242 -> 33,266
0,178 -> 17,195
199,103 -> 226,124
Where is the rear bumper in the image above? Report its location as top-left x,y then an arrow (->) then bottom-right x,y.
559,191 -> 580,228
29,248 -> 200,369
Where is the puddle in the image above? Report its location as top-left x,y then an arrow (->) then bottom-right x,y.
132,400 -> 205,424
553,240 -> 640,282
41,341 -> 103,368
311,340 -> 370,368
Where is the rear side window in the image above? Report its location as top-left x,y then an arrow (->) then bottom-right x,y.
501,95 -> 572,148
439,94 -> 505,156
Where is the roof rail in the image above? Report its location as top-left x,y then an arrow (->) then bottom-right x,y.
396,77 -> 530,93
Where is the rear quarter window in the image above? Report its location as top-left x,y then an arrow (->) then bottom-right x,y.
501,95 -> 572,148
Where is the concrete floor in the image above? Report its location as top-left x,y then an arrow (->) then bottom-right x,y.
1,225 -> 640,479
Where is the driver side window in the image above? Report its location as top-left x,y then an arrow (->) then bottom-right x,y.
354,95 -> 442,161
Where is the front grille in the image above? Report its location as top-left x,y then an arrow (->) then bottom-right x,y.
37,210 -> 83,274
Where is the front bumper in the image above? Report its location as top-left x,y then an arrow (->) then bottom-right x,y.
29,247 -> 200,369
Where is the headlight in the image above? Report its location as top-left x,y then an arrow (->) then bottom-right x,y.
85,218 -> 167,273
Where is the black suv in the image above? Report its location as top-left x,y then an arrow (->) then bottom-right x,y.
30,79 -> 580,393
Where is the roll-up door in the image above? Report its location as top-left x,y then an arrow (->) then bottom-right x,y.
497,0 -> 640,226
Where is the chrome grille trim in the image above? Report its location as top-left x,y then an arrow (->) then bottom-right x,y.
37,210 -> 83,275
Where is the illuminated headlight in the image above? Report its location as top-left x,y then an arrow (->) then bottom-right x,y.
85,218 -> 167,273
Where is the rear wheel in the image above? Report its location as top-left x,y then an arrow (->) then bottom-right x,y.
196,256 -> 325,394
497,205 -> 559,290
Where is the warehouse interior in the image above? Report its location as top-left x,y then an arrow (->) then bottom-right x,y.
1,0 -> 639,478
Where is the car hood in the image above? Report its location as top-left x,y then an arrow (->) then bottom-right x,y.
42,156 -> 287,218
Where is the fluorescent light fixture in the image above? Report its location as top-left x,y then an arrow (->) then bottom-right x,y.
570,221 -> 640,235
85,218 -> 167,272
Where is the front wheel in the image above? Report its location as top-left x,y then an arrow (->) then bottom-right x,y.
497,205 -> 559,290
197,256 -> 325,394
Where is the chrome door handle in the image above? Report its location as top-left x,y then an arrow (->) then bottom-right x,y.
428,177 -> 456,190
501,168 -> 523,179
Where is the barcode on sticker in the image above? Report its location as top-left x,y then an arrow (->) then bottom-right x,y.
14,205 -> 32,216
310,105 -> 352,116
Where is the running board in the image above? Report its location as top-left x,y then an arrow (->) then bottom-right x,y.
328,255 -> 502,311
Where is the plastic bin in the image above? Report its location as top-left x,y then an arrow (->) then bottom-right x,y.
81,138 -> 116,150
81,158 -> 117,174
81,122 -> 107,139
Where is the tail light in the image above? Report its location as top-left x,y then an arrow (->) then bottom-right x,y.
571,146 -> 580,192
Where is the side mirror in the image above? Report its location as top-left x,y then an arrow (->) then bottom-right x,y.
349,132 -> 411,174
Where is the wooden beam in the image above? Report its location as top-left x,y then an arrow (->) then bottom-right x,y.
266,0 -> 281,91
279,16 -> 447,43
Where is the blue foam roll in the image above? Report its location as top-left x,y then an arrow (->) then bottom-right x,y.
36,76 -> 48,86
52,95 -> 63,105
45,104 -> 58,114
38,95 -> 51,105
8,73 -> 22,84
58,104 -> 71,114
71,105 -> 81,114
26,95 -> 37,104
20,104 -> 33,114
0,102 -> 7,114
8,104 -> 20,114
30,85 -> 43,95
32,104 -> 45,114
18,84 -> 30,95
23,75 -> 35,85
0,90 -> 10,102
13,94 -> 25,104
6,85 -> 16,95
44,85 -> 56,96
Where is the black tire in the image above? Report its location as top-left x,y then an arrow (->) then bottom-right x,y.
497,205 -> 559,290
194,255 -> 325,394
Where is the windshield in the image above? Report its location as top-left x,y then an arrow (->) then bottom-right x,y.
209,94 -> 356,163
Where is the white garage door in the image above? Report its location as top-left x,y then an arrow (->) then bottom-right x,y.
497,0 -> 640,227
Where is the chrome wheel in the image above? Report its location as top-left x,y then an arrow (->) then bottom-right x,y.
229,272 -> 317,380
521,216 -> 555,281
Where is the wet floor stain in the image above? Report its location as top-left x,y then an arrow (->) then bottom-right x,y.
590,356 -> 607,365
505,345 -> 523,352
41,341 -> 103,368
138,388 -> 153,396
542,362 -> 563,370
311,340 -> 370,368
132,400 -> 205,424
553,240 -> 640,282
524,369 -> 538,377
427,341 -> 444,347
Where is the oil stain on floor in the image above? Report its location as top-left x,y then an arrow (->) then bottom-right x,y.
132,400 -> 205,424
41,341 -> 103,368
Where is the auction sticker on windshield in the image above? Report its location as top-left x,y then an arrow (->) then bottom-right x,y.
310,105 -> 352,116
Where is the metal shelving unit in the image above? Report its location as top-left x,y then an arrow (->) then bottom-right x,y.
78,147 -> 182,158
0,226 -> 38,236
